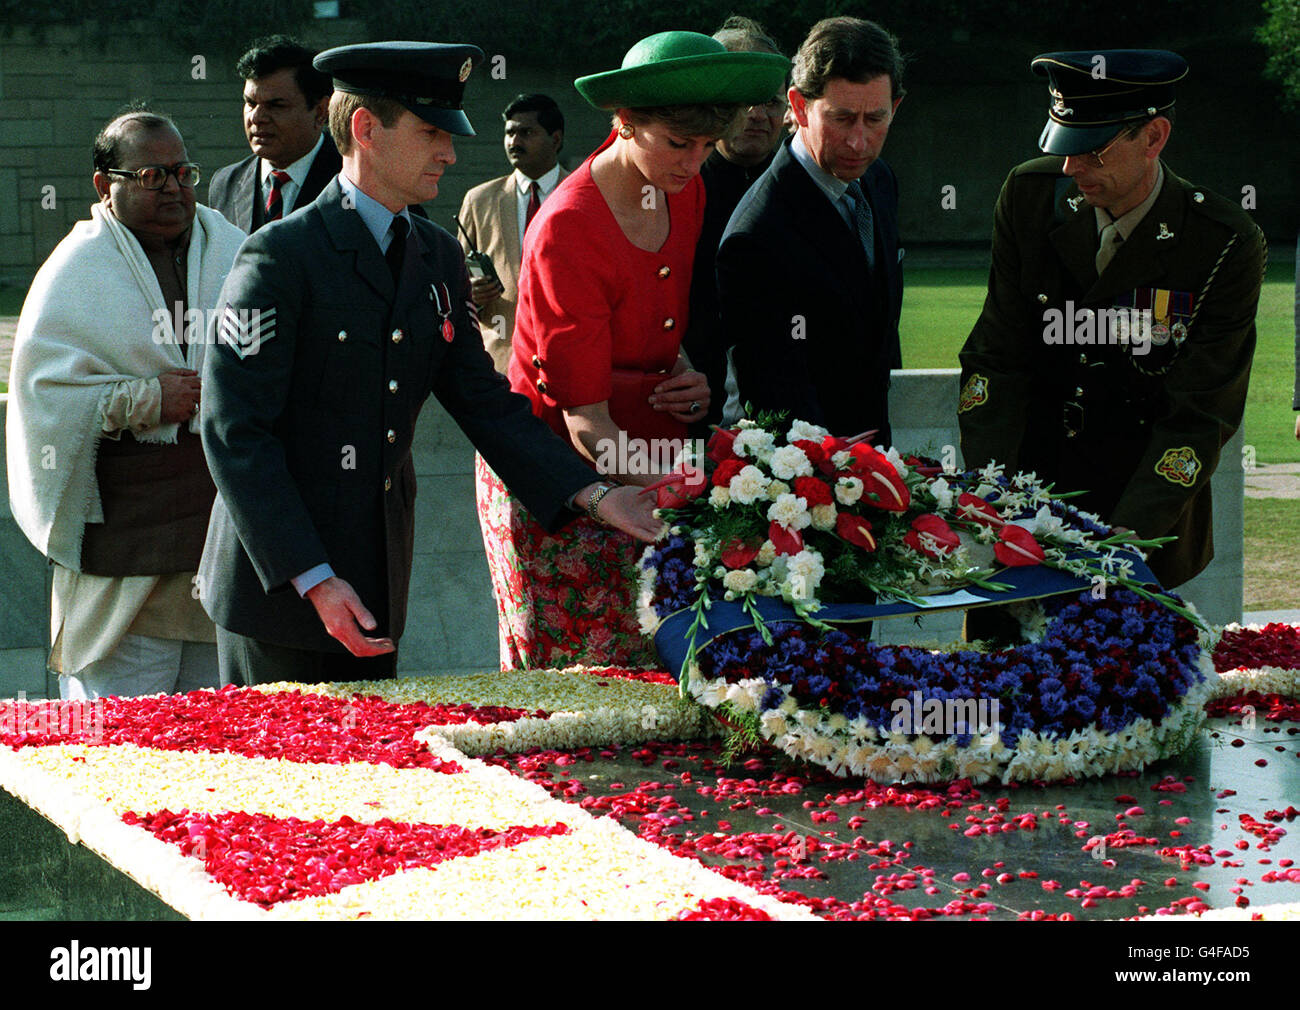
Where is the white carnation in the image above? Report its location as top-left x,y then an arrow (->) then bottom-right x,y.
728,465 -> 771,505
709,485 -> 731,508
756,540 -> 777,566
769,444 -> 815,480
767,479 -> 790,498
733,429 -> 775,462
787,420 -> 830,443
835,476 -> 864,505
722,568 -> 758,594
810,504 -> 837,530
767,492 -> 811,530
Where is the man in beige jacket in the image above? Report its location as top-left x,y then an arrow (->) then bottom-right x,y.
457,93 -> 567,372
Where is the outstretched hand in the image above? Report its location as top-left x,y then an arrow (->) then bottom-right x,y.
594,484 -> 664,542
304,576 -> 396,657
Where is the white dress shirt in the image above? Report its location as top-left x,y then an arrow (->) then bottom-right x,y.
259,132 -> 325,217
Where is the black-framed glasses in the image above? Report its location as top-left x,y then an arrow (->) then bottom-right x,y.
105,163 -> 201,190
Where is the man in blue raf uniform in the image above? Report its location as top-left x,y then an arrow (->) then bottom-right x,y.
199,42 -> 661,684
958,50 -> 1266,591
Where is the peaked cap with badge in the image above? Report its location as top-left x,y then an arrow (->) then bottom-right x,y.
200,41 -> 601,681
958,49 -> 1267,589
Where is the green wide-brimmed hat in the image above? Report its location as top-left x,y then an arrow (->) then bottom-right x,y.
574,31 -> 789,110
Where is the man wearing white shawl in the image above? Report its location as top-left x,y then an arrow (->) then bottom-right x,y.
5,110 -> 247,699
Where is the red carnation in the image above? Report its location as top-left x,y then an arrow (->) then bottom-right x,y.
994,524 -> 1045,567
792,476 -> 833,507
712,458 -> 746,488
835,512 -> 876,552
768,521 -> 804,556
791,440 -> 827,468
904,514 -> 960,559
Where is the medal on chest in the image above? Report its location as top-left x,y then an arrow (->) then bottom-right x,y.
429,281 -> 455,342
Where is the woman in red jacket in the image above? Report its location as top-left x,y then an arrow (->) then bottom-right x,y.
475,31 -> 788,670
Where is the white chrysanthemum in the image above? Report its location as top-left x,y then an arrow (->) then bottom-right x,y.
767,479 -> 790,498
733,429 -> 775,461
760,709 -> 789,738
766,493 -> 811,530
810,504 -> 837,530
769,444 -> 815,480
787,420 -> 830,443
722,568 -> 758,594
728,465 -> 771,505
835,476 -> 864,505
709,485 -> 731,508
826,713 -> 848,732
779,695 -> 799,715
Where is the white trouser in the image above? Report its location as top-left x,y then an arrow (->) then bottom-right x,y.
59,634 -> 220,700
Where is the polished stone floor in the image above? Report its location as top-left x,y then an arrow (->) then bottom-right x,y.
1,708 -> 1295,920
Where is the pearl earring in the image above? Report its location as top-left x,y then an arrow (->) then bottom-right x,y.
617,123 -> 634,139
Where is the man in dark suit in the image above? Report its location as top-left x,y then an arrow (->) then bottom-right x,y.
198,42 -> 661,686
958,51 -> 1266,590
716,16 -> 904,443
207,35 -> 340,233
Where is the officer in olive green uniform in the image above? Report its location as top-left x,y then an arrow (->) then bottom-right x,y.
959,50 -> 1266,589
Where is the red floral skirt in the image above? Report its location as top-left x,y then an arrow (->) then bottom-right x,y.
474,454 -> 659,671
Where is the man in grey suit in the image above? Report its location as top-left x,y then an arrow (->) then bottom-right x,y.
198,42 -> 660,686
207,35 -> 341,233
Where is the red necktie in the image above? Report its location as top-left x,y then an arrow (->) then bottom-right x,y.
524,181 -> 541,233
264,170 -> 291,222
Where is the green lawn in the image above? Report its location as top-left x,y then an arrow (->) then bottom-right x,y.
900,261 -> 1297,464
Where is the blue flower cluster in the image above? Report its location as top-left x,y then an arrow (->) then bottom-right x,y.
695,589 -> 1203,747
641,535 -> 699,617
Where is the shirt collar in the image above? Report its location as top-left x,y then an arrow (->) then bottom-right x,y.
337,172 -> 412,249
260,132 -> 325,188
1094,162 -> 1165,240
514,163 -> 561,196
790,132 -> 850,204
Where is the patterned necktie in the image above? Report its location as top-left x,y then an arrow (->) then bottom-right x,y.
386,216 -> 409,285
844,183 -> 875,270
264,170 -> 291,222
1096,220 -> 1124,275
524,181 -> 541,233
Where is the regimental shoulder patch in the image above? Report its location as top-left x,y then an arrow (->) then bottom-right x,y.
218,305 -> 276,359
1155,446 -> 1201,487
958,374 -> 989,414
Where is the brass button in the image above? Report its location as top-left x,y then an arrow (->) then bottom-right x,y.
387,429 -> 396,443
337,330 -> 348,342
388,379 -> 398,394
1037,294 -> 1048,304
1192,192 -> 1204,203
391,328 -> 404,343
536,379 -> 548,394
662,317 -> 675,330
384,477 -> 392,492
1074,387 -> 1084,397
658,265 -> 670,278
532,355 -> 542,369
1078,354 -> 1088,365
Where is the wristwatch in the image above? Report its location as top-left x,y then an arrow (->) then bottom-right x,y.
585,482 -> 619,523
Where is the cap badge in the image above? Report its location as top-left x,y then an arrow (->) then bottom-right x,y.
1049,88 -> 1073,117
1155,223 -> 1174,240
458,57 -> 473,82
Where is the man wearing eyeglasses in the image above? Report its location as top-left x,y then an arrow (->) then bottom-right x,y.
682,15 -> 788,431
6,108 -> 247,698
958,50 -> 1266,593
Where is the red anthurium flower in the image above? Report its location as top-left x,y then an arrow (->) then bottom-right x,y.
957,492 -> 1003,527
904,514 -> 960,559
846,446 -> 911,512
706,427 -> 741,463
712,458 -> 746,489
994,524 -> 1045,567
768,521 -> 803,556
835,512 -> 876,552
720,538 -> 761,569
792,476 -> 833,507
643,465 -> 708,509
